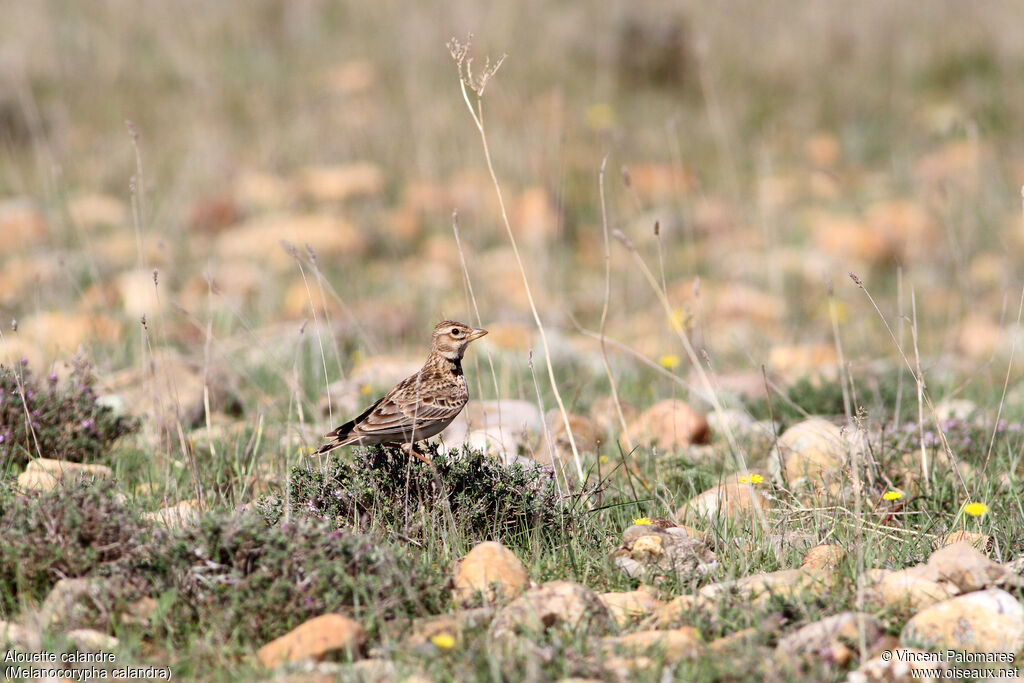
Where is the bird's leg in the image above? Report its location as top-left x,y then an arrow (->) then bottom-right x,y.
402,442 -> 433,465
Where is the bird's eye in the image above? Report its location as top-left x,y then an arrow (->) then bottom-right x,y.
451,328 -> 462,336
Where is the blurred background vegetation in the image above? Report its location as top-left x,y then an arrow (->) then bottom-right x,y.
2,0 -> 1024,405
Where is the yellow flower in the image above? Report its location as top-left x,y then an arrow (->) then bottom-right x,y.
669,309 -> 690,333
882,490 -> 903,501
738,476 -> 749,484
430,633 -> 456,650
964,502 -> 989,517
599,455 -> 609,465
633,517 -> 652,526
738,474 -> 763,485
585,103 -> 616,131
659,354 -> 681,371
823,299 -> 850,324
360,384 -> 372,395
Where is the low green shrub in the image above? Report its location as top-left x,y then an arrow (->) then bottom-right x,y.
0,358 -> 138,471
260,444 -> 571,544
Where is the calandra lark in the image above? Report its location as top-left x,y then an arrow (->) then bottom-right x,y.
315,321 -> 488,463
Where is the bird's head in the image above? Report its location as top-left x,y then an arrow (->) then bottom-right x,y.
431,320 -> 487,360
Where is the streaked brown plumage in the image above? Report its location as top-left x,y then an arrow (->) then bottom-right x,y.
315,320 -> 487,463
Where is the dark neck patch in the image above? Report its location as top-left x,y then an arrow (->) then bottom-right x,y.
450,359 -> 464,376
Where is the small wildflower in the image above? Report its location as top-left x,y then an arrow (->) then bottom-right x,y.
669,309 -> 690,333
659,354 -> 681,371
964,502 -> 989,517
431,633 -> 456,650
598,455 -> 609,465
633,517 -> 652,526
737,473 -> 764,485
584,103 -> 616,131
360,384 -> 373,396
882,490 -> 903,501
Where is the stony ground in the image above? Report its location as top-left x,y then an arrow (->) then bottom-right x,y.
2,1 -> 1024,681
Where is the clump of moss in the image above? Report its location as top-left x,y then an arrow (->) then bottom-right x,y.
0,479 -> 148,613
261,444 -> 571,544
0,358 -> 138,471
126,511 -> 444,644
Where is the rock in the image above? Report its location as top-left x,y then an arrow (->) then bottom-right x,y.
457,427 -> 533,466
772,418 -> 846,491
186,194 -> 241,234
440,399 -> 543,446
863,566 -> 959,612
901,588 -> 1023,652
342,658 -> 397,683
67,193 -> 126,229
113,268 -> 165,317
143,500 -> 200,529
925,542 -> 1009,592
451,542 -> 529,606
7,311 -> 123,367
775,612 -> 883,666
40,578 -> 115,630
643,594 -> 716,629
534,411 -> 600,468
0,198 -> 48,253
295,163 -> 384,203
800,544 -> 846,570
120,597 -> 158,627
700,569 -> 834,607
805,132 -> 842,168
611,525 -> 717,581
490,581 -> 610,642
934,530 -> 992,553
17,458 -> 113,493
628,399 -> 710,451
215,213 -> 367,270
768,344 -> 839,378
235,170 -> 293,210
600,627 -> 703,662
599,588 -> 662,627
103,352 -> 243,433
511,187 -> 559,243
257,614 -> 366,668
679,481 -> 772,522
403,607 -> 494,648
706,408 -> 773,445
601,656 -> 657,679
848,646 -> 946,683
0,620 -> 35,649
67,628 -> 119,652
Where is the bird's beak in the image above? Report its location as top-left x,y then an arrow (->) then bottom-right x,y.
467,327 -> 488,341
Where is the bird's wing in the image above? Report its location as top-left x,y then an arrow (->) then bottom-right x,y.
350,390 -> 465,438
319,372 -> 465,451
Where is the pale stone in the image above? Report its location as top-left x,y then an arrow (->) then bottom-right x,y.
17,459 -> 113,493
679,481 -> 772,522
490,581 -> 610,641
628,399 -> 710,451
800,544 -> 846,570
772,418 -> 846,490
257,614 -> 366,668
901,588 -> 1023,652
775,612 -> 883,663
599,588 -> 662,627
67,628 -> 119,652
143,500 -> 200,529
452,542 -> 529,606
600,627 -> 703,661
926,542 -> 1009,592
